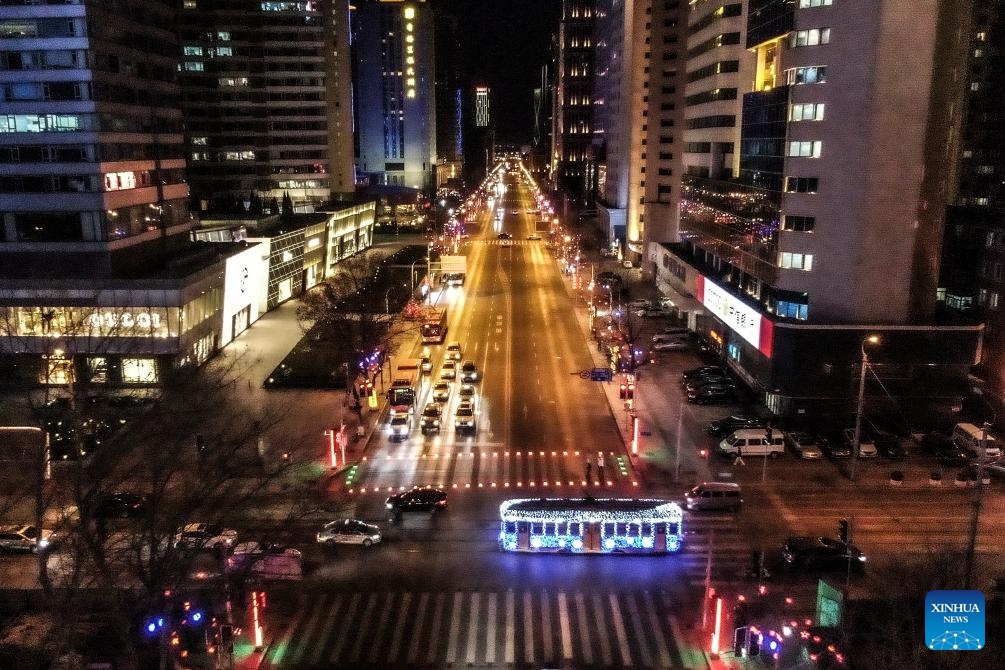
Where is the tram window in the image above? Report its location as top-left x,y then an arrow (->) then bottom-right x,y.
654,523 -> 666,534
543,522 -> 554,535
504,522 -> 517,534
667,522 -> 680,535
556,522 -> 568,536
641,522 -> 653,535
603,522 -> 616,536
530,522 -> 544,534
518,522 -> 528,533
568,522 -> 581,535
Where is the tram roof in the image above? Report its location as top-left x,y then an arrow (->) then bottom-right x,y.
499,497 -> 682,521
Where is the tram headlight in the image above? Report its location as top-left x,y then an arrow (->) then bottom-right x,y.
604,538 -> 615,550
530,537 -> 542,549
572,538 -> 583,550
642,536 -> 654,549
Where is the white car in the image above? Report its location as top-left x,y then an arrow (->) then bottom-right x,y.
446,342 -> 463,360
174,523 -> 239,551
388,414 -> 411,441
843,428 -> 878,458
0,524 -> 52,553
316,519 -> 381,547
440,361 -> 457,380
454,402 -> 477,433
458,383 -> 476,402
432,381 -> 452,403
652,339 -> 689,351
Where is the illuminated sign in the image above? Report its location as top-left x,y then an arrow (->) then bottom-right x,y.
696,276 -> 773,358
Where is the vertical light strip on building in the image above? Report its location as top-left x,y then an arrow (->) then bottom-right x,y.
404,5 -> 416,98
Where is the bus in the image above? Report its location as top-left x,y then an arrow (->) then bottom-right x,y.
498,497 -> 684,554
388,358 -> 422,410
421,308 -> 448,344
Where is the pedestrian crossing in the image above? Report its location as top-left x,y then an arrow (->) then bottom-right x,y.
260,588 -> 690,669
346,448 -> 640,494
482,239 -> 541,247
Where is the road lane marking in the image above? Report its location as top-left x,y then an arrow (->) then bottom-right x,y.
466,591 -> 481,664
626,592 -> 652,667
558,591 -> 573,659
575,591 -> 593,665
425,593 -> 446,665
286,593 -> 328,665
609,592 -> 633,667
386,591 -> 412,663
348,592 -> 379,662
406,592 -> 430,663
524,591 -> 535,661
505,590 -> 516,664
592,592 -> 613,666
307,593 -> 344,666
541,590 -> 553,661
445,591 -> 464,664
328,593 -> 361,662
643,591 -> 673,668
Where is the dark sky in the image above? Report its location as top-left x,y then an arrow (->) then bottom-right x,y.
434,0 -> 561,143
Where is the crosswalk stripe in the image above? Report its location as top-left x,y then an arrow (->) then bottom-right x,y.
505,590 -> 516,664
348,592 -> 378,662
644,590 -> 674,668
465,591 -> 481,664
386,592 -> 411,664
328,592 -> 361,663
541,589 -> 553,661
523,591 -> 535,661
425,592 -> 446,665
261,593 -> 308,668
405,592 -> 430,664
575,591 -> 594,665
485,592 -> 498,664
609,592 -> 633,667
306,592 -> 344,666
367,592 -> 395,664
592,591 -> 613,666
286,593 -> 328,665
558,591 -> 574,659
626,591 -> 652,667
445,591 -> 463,664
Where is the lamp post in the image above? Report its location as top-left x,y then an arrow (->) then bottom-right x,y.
409,257 -> 428,295
850,335 -> 880,482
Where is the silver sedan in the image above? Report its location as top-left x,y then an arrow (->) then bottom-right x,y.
316,519 -> 381,547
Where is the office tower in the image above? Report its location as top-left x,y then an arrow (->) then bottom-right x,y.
352,0 -> 437,191
178,0 -> 355,211
551,0 -> 595,204
652,0 -> 981,418
475,86 -> 490,128
434,10 -> 463,187
593,0 -> 685,255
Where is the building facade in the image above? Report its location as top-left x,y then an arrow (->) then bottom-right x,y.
551,0 -> 596,205
352,0 -> 437,191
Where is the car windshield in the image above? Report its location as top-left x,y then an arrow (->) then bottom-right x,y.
391,416 -> 408,426
423,407 -> 439,417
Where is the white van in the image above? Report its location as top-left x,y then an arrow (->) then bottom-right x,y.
684,482 -> 743,512
719,429 -> 786,458
951,423 -> 1001,459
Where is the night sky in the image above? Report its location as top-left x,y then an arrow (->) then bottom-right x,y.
434,0 -> 561,144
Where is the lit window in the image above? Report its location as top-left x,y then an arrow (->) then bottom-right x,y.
184,62 -> 204,72
790,28 -> 830,48
799,0 -> 832,6
217,31 -> 230,41
971,82 -> 981,91
789,103 -> 825,121
183,46 -> 203,56
787,141 -> 823,158
779,252 -> 813,271
122,358 -> 158,384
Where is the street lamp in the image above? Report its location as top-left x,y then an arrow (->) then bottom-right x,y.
850,334 -> 880,482
409,257 -> 428,295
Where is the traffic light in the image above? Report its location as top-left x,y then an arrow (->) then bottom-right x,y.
733,626 -> 746,656
748,631 -> 761,656
619,383 -> 628,399
838,518 -> 849,544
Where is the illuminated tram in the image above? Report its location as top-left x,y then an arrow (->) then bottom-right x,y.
498,497 -> 684,554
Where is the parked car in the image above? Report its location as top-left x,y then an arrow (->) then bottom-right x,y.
316,519 -> 381,547
89,492 -> 150,520
385,487 -> 448,514
785,431 -> 824,460
627,299 -> 653,310
637,307 -> 673,318
687,384 -> 738,405
706,415 -> 769,438
782,536 -> 867,571
819,431 -> 850,459
419,403 -> 442,435
682,365 -> 726,382
873,431 -> 907,459
842,428 -> 878,458
596,271 -> 622,287
652,339 -> 689,352
653,331 -> 690,344
174,523 -> 238,551
460,360 -> 480,383
0,525 -> 52,553
684,375 -> 734,394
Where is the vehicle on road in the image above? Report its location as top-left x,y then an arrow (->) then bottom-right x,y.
636,307 -> 673,318
687,384 -> 737,405
386,487 -> 448,514
596,271 -> 622,288
458,383 -> 476,402
527,234 -> 541,241
421,308 -> 448,344
785,432 -> 824,459
718,430 -> 785,458
226,542 -> 302,580
782,537 -> 866,572
440,360 -> 457,380
684,483 -> 742,512
419,403 -> 442,434
432,382 -> 451,403
460,360 -> 480,382
498,497 -> 684,554
445,341 -> 463,360
0,524 -> 52,553
388,412 -> 411,441
706,415 -> 769,438
653,331 -> 689,344
388,359 -> 422,410
174,523 -> 238,551
454,402 -> 476,433
316,519 -> 381,547
627,299 -> 652,310
652,339 -> 689,351
419,355 -> 433,375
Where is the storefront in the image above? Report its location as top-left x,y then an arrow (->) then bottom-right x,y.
221,243 -> 268,346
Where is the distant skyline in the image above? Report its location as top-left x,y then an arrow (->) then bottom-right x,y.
434,0 -> 560,144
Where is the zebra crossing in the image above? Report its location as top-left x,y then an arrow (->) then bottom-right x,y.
482,239 -> 541,247
347,448 -> 639,494
260,588 -> 690,669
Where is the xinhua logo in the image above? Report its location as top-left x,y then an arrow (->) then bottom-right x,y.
925,590 -> 985,650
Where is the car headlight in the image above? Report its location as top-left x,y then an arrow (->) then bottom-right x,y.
37,539 -> 49,549
386,502 -> 394,509
858,555 -> 867,562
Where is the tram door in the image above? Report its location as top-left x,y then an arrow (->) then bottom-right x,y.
583,521 -> 602,552
654,522 -> 667,554
517,522 -> 529,550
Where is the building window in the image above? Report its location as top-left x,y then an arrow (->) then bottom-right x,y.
183,46 -> 203,56
122,358 -> 158,384
992,293 -> 1000,310
790,28 -> 830,48
785,177 -> 819,193
799,0 -> 833,6
184,62 -> 204,72
788,141 -> 822,158
971,82 -> 980,91
776,301 -> 809,320
779,252 -> 813,270
782,215 -> 815,232
786,66 -> 827,85
86,357 -> 108,384
789,103 -> 825,121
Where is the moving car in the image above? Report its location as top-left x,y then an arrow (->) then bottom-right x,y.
420,356 -> 433,375
385,487 -> 448,514
419,403 -> 442,435
785,432 -> 824,460
458,383 -> 476,402
174,523 -> 239,551
782,536 -> 866,571
636,307 -> 673,318
226,542 -> 303,579
596,271 -> 622,288
316,519 -> 381,547
445,342 -> 463,360
388,413 -> 411,441
0,525 -> 52,553
440,360 -> 457,380
527,234 -> 541,241
432,382 -> 452,403
460,360 -> 480,383
454,401 -> 476,433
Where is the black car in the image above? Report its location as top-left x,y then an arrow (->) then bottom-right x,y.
920,432 -> 968,465
687,383 -> 737,405
684,375 -> 734,394
819,431 -> 851,459
89,492 -> 150,520
782,536 -> 867,571
460,360 -> 480,383
706,415 -> 769,438
873,431 -> 906,459
385,487 -> 448,514
682,365 -> 725,382
496,232 -> 512,239
596,271 -> 622,287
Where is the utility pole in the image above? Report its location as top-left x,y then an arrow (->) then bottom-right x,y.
701,528 -> 715,630
964,421 -> 993,589
851,335 -> 879,482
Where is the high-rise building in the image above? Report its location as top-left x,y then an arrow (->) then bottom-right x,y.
352,0 -> 436,191
177,0 -> 355,211
649,0 -> 981,418
593,0 -> 685,256
551,0 -> 595,205
475,86 -> 490,128
434,10 -> 463,187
